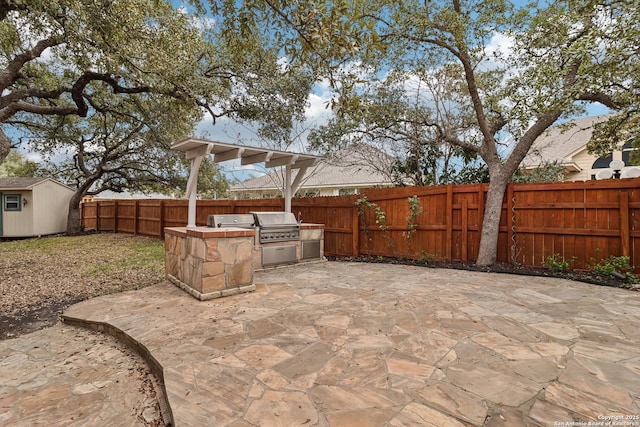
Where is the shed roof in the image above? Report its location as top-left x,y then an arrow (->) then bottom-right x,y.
0,177 -> 74,191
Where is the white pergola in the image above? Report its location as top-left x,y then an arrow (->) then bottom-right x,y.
172,138 -> 322,227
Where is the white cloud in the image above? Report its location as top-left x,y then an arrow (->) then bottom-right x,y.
304,90 -> 334,125
484,31 -> 515,60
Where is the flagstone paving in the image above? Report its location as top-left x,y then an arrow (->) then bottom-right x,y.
63,262 -> 640,426
10,261 -> 640,426
0,325 -> 163,426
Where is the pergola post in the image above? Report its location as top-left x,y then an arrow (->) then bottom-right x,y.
184,145 -> 211,228
284,164 -> 292,213
287,164 -> 310,214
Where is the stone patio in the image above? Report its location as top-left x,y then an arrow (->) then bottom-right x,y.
58,261 -> 640,426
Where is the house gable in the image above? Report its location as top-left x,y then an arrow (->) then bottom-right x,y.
520,114 -> 640,181
231,145 -> 395,198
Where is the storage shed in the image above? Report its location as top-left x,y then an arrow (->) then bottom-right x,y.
0,177 -> 75,237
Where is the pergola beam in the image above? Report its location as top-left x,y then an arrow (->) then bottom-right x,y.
241,151 -> 273,165
214,148 -> 245,163
266,154 -> 298,168
291,158 -> 319,169
185,144 -> 211,160
172,138 -> 322,224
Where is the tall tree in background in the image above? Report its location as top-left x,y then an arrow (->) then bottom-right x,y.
0,150 -> 38,177
24,94 -> 200,233
23,91 -> 229,234
3,0 -> 314,233
308,64 -> 490,185
0,0 -> 210,164
221,0 -> 639,266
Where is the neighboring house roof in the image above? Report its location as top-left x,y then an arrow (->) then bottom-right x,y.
0,177 -> 74,191
522,114 -> 614,171
93,190 -> 174,199
231,144 -> 395,193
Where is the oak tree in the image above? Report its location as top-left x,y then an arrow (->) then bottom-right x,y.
4,0 -> 314,233
222,0 -> 639,265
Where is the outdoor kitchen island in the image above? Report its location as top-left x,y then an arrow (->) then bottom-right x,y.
164,213 -> 324,300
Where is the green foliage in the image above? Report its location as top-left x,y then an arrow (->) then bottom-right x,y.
439,161 -> 490,185
403,195 -> 423,256
0,0 -> 210,162
374,204 -> 395,254
542,253 -> 575,272
1,0 -> 314,170
512,161 -> 566,184
356,195 -> 396,254
418,251 -> 437,266
0,151 -> 39,178
29,94 -> 198,195
588,254 -> 638,284
355,194 -> 376,245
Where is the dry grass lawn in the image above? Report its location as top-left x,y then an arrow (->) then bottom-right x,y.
0,233 -> 165,338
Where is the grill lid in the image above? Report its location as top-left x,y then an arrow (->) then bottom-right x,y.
251,212 -> 298,227
207,214 -> 255,228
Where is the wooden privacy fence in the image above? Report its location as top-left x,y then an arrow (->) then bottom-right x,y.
81,178 -> 640,271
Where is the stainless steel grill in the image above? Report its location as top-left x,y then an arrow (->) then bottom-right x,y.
207,214 -> 255,229
250,212 -> 300,243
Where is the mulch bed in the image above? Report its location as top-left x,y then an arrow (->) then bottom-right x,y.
329,256 -> 640,291
0,298 -> 85,340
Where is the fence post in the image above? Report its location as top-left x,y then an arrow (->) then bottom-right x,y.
620,191 -> 630,257
159,200 -> 165,239
446,185 -> 453,260
461,198 -> 468,261
113,200 -> 118,234
133,200 -> 138,235
352,197 -> 360,257
96,202 -> 101,231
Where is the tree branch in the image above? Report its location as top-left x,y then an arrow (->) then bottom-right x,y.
0,36 -> 63,92
577,92 -> 620,109
0,101 -> 78,122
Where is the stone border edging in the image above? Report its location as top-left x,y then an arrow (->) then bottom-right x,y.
60,314 -> 174,426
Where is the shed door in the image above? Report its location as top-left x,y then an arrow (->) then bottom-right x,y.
0,192 -> 3,235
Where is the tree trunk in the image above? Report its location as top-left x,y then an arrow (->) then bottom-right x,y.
0,128 -> 11,165
475,174 -> 510,266
66,191 -> 85,234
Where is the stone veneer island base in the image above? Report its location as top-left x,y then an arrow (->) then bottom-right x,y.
164,227 -> 256,301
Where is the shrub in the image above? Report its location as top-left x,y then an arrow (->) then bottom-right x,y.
588,255 -> 637,284
542,253 -> 574,272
